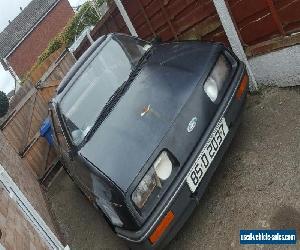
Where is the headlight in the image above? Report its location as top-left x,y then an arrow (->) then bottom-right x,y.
204,55 -> 230,103
153,151 -> 172,180
204,77 -> 218,102
132,151 -> 173,209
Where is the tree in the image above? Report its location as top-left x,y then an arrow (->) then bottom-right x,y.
0,91 -> 9,118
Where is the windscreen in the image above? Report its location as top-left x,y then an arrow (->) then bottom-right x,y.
60,35 -> 151,145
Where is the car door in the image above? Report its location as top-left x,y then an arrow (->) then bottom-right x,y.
50,108 -> 76,177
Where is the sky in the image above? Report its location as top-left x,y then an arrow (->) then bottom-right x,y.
0,0 -> 87,94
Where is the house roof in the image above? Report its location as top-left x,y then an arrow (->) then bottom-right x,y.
6,90 -> 15,99
0,0 -> 60,59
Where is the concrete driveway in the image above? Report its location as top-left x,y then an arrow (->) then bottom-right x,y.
47,86 -> 300,250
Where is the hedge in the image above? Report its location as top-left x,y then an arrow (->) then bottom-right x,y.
37,0 -> 107,65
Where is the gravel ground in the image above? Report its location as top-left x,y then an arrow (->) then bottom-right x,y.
47,86 -> 300,250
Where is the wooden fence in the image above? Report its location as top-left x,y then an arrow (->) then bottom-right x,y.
74,0 -> 300,58
37,50 -> 76,101
74,0 -> 228,58
0,51 -> 76,179
28,47 -> 66,85
122,0 -> 227,42
227,0 -> 300,55
1,88 -> 51,178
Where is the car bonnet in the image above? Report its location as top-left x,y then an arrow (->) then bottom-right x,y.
79,42 -> 220,192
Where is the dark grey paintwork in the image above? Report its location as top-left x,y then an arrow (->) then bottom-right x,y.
79,41 -> 221,192
52,33 -> 247,249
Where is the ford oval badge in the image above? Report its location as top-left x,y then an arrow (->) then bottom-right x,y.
187,117 -> 197,133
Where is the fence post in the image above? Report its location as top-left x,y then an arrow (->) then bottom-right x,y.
113,0 -> 138,36
265,0 -> 285,35
212,0 -> 258,91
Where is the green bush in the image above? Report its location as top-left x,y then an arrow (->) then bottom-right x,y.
37,33 -> 64,64
37,0 -> 107,65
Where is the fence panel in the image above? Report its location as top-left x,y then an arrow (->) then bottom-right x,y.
123,0 -> 227,43
0,89 -> 51,178
73,0 -> 228,58
24,137 -> 58,179
275,0 -> 300,34
29,47 -> 66,85
1,89 -> 38,152
227,0 -> 281,46
227,0 -> 300,54
1,51 -> 75,179
73,0 -> 300,58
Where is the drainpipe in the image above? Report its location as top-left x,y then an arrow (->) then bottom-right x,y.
3,58 -> 21,91
87,29 -> 94,44
113,0 -> 138,37
212,0 -> 258,91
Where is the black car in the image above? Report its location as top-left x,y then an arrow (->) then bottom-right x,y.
51,33 -> 248,249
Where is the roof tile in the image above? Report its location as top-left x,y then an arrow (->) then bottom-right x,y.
0,0 -> 60,59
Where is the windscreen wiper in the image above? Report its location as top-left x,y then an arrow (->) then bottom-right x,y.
79,48 -> 154,148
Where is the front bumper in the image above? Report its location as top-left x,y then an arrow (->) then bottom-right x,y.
116,64 -> 249,249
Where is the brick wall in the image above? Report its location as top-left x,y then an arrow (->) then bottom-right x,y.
0,184 -> 49,249
0,131 -> 55,232
7,0 -> 74,78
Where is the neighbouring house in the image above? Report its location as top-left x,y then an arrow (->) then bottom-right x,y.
0,0 -> 74,82
6,90 -> 15,100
